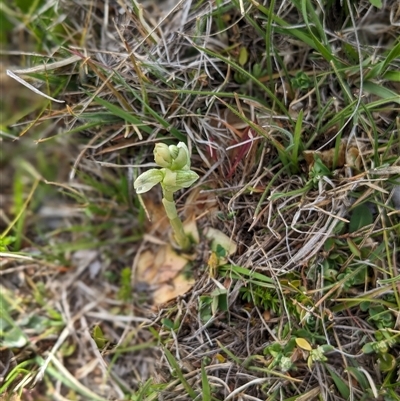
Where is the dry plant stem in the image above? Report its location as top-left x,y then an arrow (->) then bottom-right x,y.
162,189 -> 190,250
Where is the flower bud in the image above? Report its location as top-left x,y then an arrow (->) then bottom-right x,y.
171,142 -> 190,170
154,143 -> 172,168
134,169 -> 164,194
154,142 -> 191,171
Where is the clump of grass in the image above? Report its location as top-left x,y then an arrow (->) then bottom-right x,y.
2,0 -> 400,400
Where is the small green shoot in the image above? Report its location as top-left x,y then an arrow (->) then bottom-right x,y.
199,287 -> 228,324
92,325 -> 109,349
201,361 -> 212,401
117,267 -> 133,302
162,347 -> 198,399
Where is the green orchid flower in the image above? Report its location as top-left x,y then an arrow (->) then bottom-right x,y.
134,142 -> 199,250
134,169 -> 164,194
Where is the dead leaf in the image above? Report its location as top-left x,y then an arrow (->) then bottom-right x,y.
137,245 -> 188,285
345,145 -> 361,170
295,387 -> 321,401
204,227 -> 237,257
0,395 -> 21,401
136,245 -> 195,306
214,353 -> 226,363
136,250 -> 158,284
303,139 -> 346,170
263,310 -> 272,321
303,138 -> 361,171
153,273 -> 195,305
157,246 -> 189,283
207,252 -> 220,278
296,337 -> 312,351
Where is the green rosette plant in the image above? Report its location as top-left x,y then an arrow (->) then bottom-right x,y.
134,142 -> 199,250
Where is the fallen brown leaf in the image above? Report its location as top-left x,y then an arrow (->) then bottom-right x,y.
136,245 -> 195,306
153,273 -> 195,305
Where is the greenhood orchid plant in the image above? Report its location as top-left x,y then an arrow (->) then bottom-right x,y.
134,142 -> 199,250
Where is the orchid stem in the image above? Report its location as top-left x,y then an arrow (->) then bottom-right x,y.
162,189 -> 190,250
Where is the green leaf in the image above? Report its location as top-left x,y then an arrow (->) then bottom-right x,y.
0,236 -> 16,251
326,365 -> 350,399
215,244 -> 226,258
2,325 -> 29,348
0,294 -> 29,348
238,46 -> 249,66
161,318 -> 174,330
347,366 -> 370,390
362,343 -> 375,354
333,221 -> 346,235
301,0 -> 333,62
199,295 -> 213,323
256,2 -> 316,50
291,109 -> 303,173
219,265 -> 275,285
291,71 -> 312,90
378,353 -> 396,372
347,238 -> 361,257
349,204 -> 373,233
382,70 -> 400,82
323,237 -> 335,252
368,0 -> 382,9
360,301 -> 370,312
201,361 -> 211,401
163,348 -> 198,399
365,61 -> 383,82
92,325 -> 107,348
363,81 -> 400,104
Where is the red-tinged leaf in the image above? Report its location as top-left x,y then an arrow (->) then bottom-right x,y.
227,126 -> 254,178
